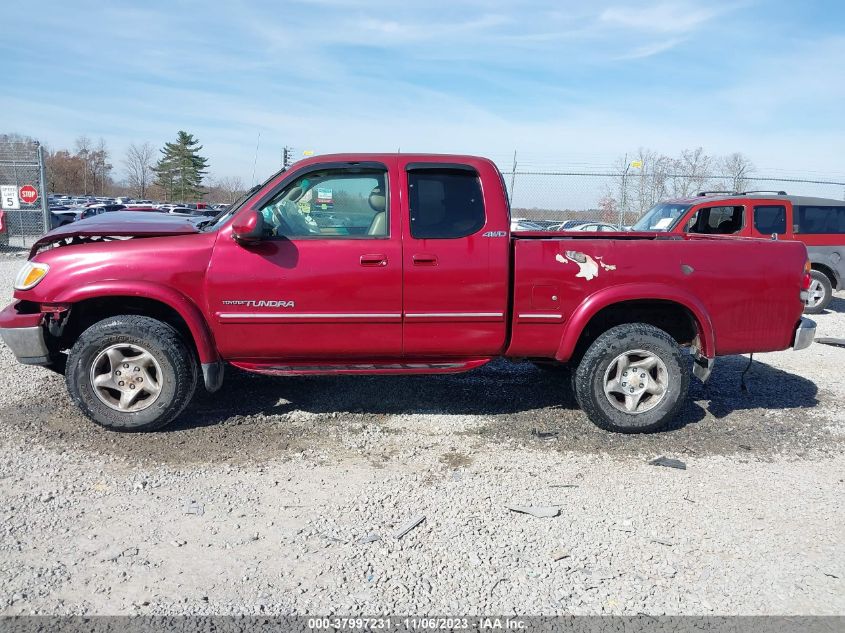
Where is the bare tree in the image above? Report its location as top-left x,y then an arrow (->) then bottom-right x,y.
124,142 -> 156,198
670,147 -> 712,197
93,138 -> 112,195
718,152 -> 754,192
608,147 -> 757,221
75,136 -> 92,195
611,148 -> 674,221
209,175 -> 246,203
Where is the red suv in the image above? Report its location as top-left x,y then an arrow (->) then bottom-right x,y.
632,192 -> 845,313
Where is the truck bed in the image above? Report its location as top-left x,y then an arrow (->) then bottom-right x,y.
507,233 -> 808,360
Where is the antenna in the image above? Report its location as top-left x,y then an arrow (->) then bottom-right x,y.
251,132 -> 261,186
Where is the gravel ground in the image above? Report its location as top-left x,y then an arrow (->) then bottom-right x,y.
0,254 -> 843,615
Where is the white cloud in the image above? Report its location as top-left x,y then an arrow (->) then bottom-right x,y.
599,2 -> 729,34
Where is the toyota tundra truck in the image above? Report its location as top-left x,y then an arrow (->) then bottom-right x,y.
0,154 -> 816,433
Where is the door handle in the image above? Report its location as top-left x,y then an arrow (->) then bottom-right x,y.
412,254 -> 438,266
360,254 -> 388,267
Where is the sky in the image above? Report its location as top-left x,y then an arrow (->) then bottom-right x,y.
2,0 -> 845,186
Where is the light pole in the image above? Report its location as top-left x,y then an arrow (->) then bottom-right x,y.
619,157 -> 642,228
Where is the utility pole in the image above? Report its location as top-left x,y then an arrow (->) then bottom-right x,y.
618,155 -> 642,228
619,153 -> 628,230
509,150 -> 517,203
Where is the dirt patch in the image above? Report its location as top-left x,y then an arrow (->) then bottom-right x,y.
439,450 -> 474,469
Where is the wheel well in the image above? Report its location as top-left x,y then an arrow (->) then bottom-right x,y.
570,300 -> 699,364
57,296 -> 197,358
810,263 -> 839,289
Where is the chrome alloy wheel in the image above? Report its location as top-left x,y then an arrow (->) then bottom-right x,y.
806,278 -> 826,309
602,349 -> 669,414
90,343 -> 163,412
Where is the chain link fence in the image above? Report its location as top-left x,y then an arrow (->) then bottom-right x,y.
0,140 -> 50,252
503,169 -> 845,226
1,139 -> 844,247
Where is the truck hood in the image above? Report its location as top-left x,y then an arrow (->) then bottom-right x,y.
31,211 -> 202,257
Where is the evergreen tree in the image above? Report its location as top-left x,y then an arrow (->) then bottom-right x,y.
154,131 -> 209,201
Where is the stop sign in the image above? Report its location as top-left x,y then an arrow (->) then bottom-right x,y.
19,185 -> 38,205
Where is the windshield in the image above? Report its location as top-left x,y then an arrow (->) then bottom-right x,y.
198,167 -> 287,231
631,203 -> 691,231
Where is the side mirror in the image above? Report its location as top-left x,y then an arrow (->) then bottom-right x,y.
231,210 -> 266,244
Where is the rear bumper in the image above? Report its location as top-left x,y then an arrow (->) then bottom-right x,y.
0,302 -> 50,364
793,317 -> 816,351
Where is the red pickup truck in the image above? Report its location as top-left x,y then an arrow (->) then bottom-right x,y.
0,154 -> 815,434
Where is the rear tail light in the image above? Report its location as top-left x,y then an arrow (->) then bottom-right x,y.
802,260 -> 812,291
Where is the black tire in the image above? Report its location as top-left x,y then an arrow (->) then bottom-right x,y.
804,270 -> 833,314
66,315 -> 198,431
574,323 -> 689,433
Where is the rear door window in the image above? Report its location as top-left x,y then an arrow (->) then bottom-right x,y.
753,205 -> 787,235
794,205 -> 845,234
408,168 -> 485,239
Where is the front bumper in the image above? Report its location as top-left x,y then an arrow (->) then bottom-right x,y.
793,317 -> 816,351
0,301 -> 50,364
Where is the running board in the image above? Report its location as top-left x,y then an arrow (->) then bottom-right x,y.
230,358 -> 492,376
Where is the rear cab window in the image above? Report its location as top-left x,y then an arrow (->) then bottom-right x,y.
407,167 -> 485,239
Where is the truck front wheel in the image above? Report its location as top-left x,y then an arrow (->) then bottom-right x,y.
574,323 -> 689,433
66,315 -> 198,431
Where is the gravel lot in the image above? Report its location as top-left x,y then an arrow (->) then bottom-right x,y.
0,253 -> 843,615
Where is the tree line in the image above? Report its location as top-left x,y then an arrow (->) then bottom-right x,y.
599,147 -> 755,223
32,131 -> 246,203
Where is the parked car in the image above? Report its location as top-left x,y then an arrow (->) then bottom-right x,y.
548,219 -> 589,231
568,222 -> 620,232
49,206 -> 80,229
632,192 -> 845,313
510,217 -> 547,232
85,203 -> 126,213
122,206 -> 164,213
0,154 -> 814,434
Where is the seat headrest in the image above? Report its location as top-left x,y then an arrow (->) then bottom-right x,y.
369,186 -> 386,213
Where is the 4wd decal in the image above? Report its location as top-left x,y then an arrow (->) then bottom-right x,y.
555,251 -> 616,281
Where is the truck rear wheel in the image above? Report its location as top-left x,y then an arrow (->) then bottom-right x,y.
574,323 -> 689,433
66,315 -> 198,431
804,270 -> 832,314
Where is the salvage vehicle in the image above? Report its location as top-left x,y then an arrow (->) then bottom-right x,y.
632,192 -> 845,314
0,154 -> 815,433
